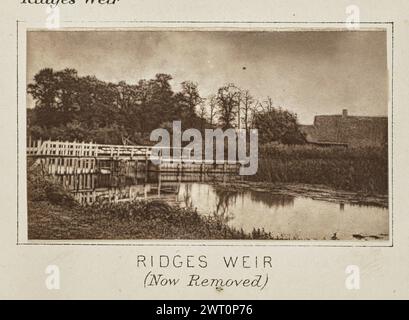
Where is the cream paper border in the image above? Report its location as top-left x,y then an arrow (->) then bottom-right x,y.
1,0 -> 408,299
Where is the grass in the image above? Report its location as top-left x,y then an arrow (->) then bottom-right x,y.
250,144 -> 388,195
28,199 -> 291,240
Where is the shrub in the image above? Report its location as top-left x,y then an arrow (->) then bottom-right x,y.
27,163 -> 77,207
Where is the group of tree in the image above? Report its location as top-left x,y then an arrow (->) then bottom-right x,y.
27,68 -> 305,145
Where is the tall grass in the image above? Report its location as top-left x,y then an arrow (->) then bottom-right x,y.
250,144 -> 388,194
28,198 -> 291,240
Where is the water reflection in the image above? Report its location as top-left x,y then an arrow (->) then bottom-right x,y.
213,188 -> 238,224
248,191 -> 294,209
71,172 -> 389,240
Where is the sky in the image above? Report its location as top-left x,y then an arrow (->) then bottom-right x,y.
27,30 -> 388,124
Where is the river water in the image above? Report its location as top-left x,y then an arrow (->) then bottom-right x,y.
73,173 -> 389,241
176,183 -> 389,240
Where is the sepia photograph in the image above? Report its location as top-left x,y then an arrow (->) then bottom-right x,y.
25,29 -> 390,242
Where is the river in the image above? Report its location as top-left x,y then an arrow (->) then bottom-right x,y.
72,173 -> 389,241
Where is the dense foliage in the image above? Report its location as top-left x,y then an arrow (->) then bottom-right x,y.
27,68 -> 306,145
252,107 -> 305,144
28,69 -> 206,144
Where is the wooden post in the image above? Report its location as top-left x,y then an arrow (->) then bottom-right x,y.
38,138 -> 43,155
145,149 -> 149,173
79,158 -> 83,174
158,173 -> 161,197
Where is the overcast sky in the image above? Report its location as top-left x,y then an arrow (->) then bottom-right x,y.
27,30 -> 388,124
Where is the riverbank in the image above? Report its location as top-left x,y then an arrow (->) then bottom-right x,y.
28,199 -> 297,240
213,180 -> 388,208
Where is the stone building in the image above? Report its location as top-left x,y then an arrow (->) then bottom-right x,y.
300,109 -> 388,147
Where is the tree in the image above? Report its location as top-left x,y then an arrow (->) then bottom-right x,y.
175,81 -> 203,121
216,84 -> 241,129
240,90 -> 255,133
261,96 -> 274,113
197,101 -> 208,131
134,73 -> 176,133
205,94 -> 217,127
252,106 -> 305,144
27,68 -> 81,127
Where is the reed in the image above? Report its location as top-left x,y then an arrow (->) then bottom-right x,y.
250,144 -> 388,194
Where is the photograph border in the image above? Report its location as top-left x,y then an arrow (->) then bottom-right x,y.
16,20 -> 394,248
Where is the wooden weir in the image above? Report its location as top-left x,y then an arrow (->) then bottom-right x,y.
27,138 -> 241,171
27,138 -> 241,203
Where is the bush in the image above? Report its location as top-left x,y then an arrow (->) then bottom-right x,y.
27,163 -> 77,207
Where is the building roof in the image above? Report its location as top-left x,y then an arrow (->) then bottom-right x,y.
300,110 -> 388,147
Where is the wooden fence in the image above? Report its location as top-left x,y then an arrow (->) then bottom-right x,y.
26,138 -> 191,160
27,137 -> 152,159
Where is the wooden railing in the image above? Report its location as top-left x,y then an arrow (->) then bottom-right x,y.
27,138 -> 152,158
26,138 -> 191,160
